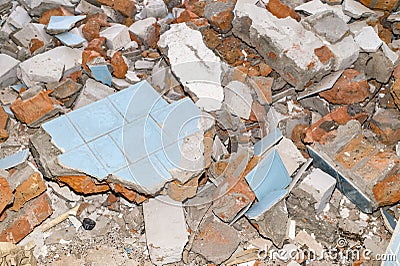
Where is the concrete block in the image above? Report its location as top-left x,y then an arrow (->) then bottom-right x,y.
11,23 -> 52,49
143,0 -> 168,19
0,54 -> 20,87
143,195 -> 188,265
233,4 -> 333,90
343,0 -> 374,19
74,79 -> 115,109
7,6 -> 31,30
299,168 -> 336,214
128,17 -> 157,40
100,24 -> 131,50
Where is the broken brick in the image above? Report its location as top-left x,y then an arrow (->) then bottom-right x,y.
391,78 -> 400,109
0,193 -> 53,244
82,13 -> 110,42
86,37 -> 107,57
0,177 -> 12,214
29,38 -> 44,54
266,0 -> 300,21
356,151 -> 396,182
82,50 -> 102,72
10,171 -> 47,211
319,69 -> 370,104
212,175 -> 255,223
38,7 -> 72,25
370,108 -> 400,145
114,0 -> 137,18
211,10 -> 234,33
167,178 -> 199,202
314,46 -> 335,65
10,91 -> 54,125
111,51 -> 128,79
58,175 -> 110,194
112,183 -> 147,204
175,10 -> 199,23
335,134 -> 376,169
373,168 -> 400,206
0,106 -> 8,129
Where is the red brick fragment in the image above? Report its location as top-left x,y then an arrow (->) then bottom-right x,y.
58,175 -> 110,194
373,169 -> 400,206
266,0 -> 300,21
38,7 -> 72,25
0,177 -> 12,214
112,183 -> 147,204
10,172 -> 47,211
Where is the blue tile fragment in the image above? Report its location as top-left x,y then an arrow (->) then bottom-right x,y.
42,115 -> 84,152
89,65 -> 112,86
11,84 -> 26,93
108,80 -> 168,122
307,145 -> 373,213
0,149 -> 29,169
88,135 -> 128,172
58,145 -> 108,180
47,16 -> 86,33
67,98 -> 123,143
253,127 -> 283,156
55,32 -> 85,47
245,148 -> 291,220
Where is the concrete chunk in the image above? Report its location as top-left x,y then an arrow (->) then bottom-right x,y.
343,0 -> 374,19
224,81 -> 253,119
233,4 -> 333,90
299,168 -> 336,214
143,195 -> 188,265
100,24 -> 131,51
129,17 -> 157,40
328,36 -> 360,71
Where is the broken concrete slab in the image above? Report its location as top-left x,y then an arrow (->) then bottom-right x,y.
143,195 -> 188,265
297,70 -> 344,100
142,0 -> 168,19
0,54 -> 20,87
224,81 -> 253,119
11,23 -> 52,49
158,23 -> 224,111
343,0 -> 374,19
328,36 -> 360,71
299,168 -> 336,214
74,78 -> 115,109
233,4 -> 333,90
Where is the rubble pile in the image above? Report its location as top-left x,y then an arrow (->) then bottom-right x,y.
0,0 -> 399,264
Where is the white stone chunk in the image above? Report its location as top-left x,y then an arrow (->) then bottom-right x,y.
125,71 -> 140,83
328,36 -> 360,71
158,23 -> 224,111
0,54 -> 20,87
11,23 -> 52,48
74,79 -> 115,109
143,195 -> 188,265
295,0 -> 351,23
381,42 -> 399,64
354,26 -> 383,53
7,6 -> 31,29
348,20 -> 369,35
143,0 -> 168,19
343,0 -> 374,19
276,137 -> 306,176
100,24 -> 131,51
129,17 -> 157,40
299,168 -> 336,214
224,81 -> 253,119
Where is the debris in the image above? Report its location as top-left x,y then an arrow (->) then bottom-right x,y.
46,15 -> 86,34
0,54 -> 20,87
41,204 -> 80,232
82,217 -> 96,230
354,26 -> 383,53
0,149 -> 29,169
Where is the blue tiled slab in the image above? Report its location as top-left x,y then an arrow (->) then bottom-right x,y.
108,81 -> 168,122
42,115 -> 84,152
55,32 -> 85,47
58,145 -> 108,179
88,135 -> 128,172
67,98 -> 123,142
89,65 -> 112,86
151,97 -> 201,140
0,149 -> 29,169
47,16 -> 86,33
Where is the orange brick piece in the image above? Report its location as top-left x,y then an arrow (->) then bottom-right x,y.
58,175 -> 110,194
11,91 -> 54,124
0,177 -> 13,214
10,172 -> 47,211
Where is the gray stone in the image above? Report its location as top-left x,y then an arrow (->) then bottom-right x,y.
100,24 -> 131,51
233,4 -> 333,90
328,36 -> 360,71
365,52 -> 393,83
129,17 -> 157,40
354,26 -> 383,53
142,0 -> 168,19
302,10 -> 349,44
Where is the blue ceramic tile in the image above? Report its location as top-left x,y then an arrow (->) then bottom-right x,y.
245,149 -> 291,200
108,126 -> 123,151
89,65 -> 112,86
10,84 -> 26,93
67,98 -> 123,143
55,32 -> 85,47
47,16 -> 85,32
124,154 -> 172,194
113,165 -> 135,183
88,135 -> 128,172
307,145 -> 373,213
0,149 -> 29,169
121,117 -> 172,163
153,141 -> 183,172
246,189 -> 287,219
151,97 -> 201,140
253,128 -> 283,156
58,145 -> 108,180
108,81 -> 167,122
42,116 -> 84,152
